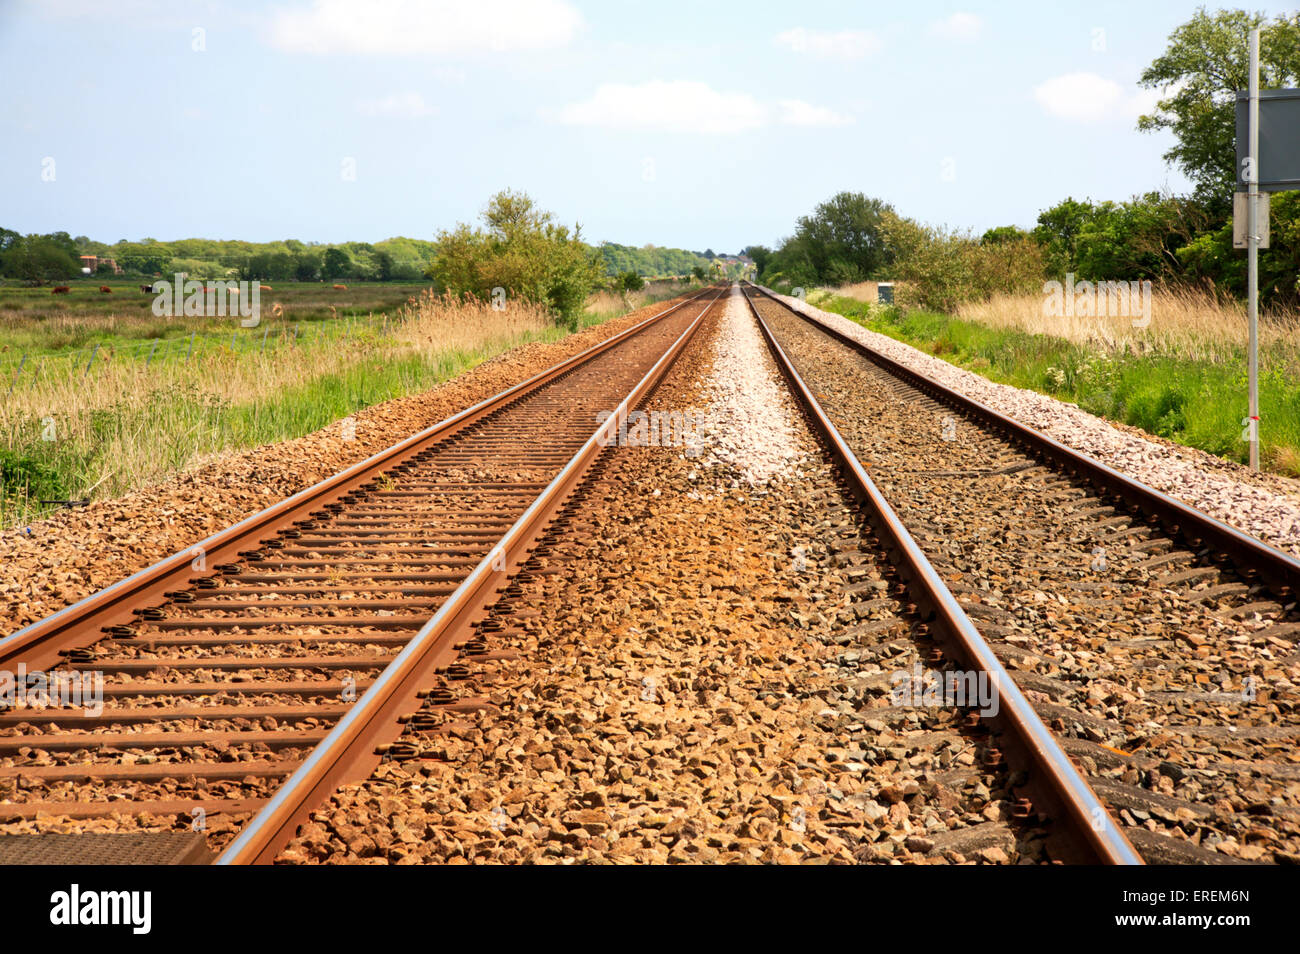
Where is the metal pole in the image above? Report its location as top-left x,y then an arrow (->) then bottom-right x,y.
1247,28 -> 1261,470
186,331 -> 195,363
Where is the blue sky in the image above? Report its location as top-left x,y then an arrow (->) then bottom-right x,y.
1,0 -> 1293,252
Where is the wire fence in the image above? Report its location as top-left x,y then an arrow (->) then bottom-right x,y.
2,310 -> 413,397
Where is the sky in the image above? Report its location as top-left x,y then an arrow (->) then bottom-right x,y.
1,0 -> 1294,253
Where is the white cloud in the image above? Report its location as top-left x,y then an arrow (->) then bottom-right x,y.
778,99 -> 854,127
1033,72 -> 1155,123
929,13 -> 982,42
556,81 -> 768,134
268,0 -> 583,55
774,28 -> 881,60
357,91 -> 435,118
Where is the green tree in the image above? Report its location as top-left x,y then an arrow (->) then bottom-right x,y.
0,235 -> 79,284
763,192 -> 894,286
742,244 -> 772,275
428,189 -> 603,327
1033,198 -> 1099,275
116,242 -> 173,275
294,251 -> 322,281
322,247 -> 351,280
1178,190 -> 1300,303
981,226 -> 1027,245
616,270 -> 645,292
1074,192 -> 1209,281
1138,8 -> 1300,205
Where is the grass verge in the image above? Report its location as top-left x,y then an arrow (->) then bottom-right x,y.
0,290 -> 639,529
804,290 -> 1300,479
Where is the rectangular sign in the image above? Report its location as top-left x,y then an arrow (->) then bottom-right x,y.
1235,88 -> 1300,192
1233,192 -> 1271,248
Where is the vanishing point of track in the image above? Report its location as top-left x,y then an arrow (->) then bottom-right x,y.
4,280 -> 1295,865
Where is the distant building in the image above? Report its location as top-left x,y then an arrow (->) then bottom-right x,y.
79,255 -> 121,274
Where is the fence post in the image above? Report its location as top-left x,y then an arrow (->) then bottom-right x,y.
146,338 -> 159,367
261,326 -> 269,353
6,353 -> 27,396
186,331 -> 195,363
84,343 -> 99,375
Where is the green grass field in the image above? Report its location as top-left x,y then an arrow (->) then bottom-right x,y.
0,279 -> 431,357
811,292 -> 1300,478
0,281 -> 691,529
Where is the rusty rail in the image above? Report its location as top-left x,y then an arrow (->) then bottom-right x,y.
746,282 -> 1300,603
0,288 -> 716,673
216,289 -> 719,863
742,284 -> 1142,865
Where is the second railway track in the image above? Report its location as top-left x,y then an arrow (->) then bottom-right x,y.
745,282 -> 1300,865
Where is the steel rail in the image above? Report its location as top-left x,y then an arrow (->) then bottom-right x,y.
742,285 -> 1141,866
746,282 -> 1300,602
216,288 -> 721,863
0,288 -> 716,672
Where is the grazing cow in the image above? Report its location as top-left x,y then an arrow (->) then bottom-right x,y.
52,286 -> 70,294
260,285 -> 271,292
333,283 -> 347,290
99,286 -> 112,293
140,284 -> 154,293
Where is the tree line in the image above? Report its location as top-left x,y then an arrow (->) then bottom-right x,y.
0,228 -> 712,289
0,231 -> 438,284
750,8 -> 1300,312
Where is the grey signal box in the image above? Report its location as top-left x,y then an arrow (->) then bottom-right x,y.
1235,88 -> 1300,191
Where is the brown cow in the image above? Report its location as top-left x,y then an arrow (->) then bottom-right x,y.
332,284 -> 347,290
99,286 -> 112,293
260,285 -> 272,292
52,286 -> 70,294
140,284 -> 154,293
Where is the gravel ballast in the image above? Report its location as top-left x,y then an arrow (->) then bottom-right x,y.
0,296 -> 695,637
278,289 -> 1044,865
764,288 -> 1300,557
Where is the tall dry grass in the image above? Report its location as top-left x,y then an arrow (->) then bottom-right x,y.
958,286 -> 1300,368
825,281 -> 880,303
584,279 -> 692,322
0,291 -> 555,526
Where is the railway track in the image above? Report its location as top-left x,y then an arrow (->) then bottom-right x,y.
2,279 -> 1291,865
744,282 -> 1300,865
277,283 -> 1131,864
0,287 -> 721,863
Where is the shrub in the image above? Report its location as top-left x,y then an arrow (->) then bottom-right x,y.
426,190 -> 603,328
616,270 -> 645,293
